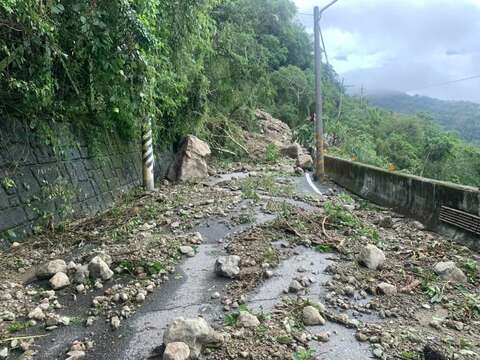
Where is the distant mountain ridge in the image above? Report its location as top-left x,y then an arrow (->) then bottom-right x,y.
367,91 -> 480,144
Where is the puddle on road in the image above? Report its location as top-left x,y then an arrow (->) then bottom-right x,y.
248,246 -> 374,360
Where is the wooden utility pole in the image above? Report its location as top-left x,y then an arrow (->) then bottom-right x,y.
313,1 -> 338,181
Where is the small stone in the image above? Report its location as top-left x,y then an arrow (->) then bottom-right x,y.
316,332 -> 330,342
302,306 -> 325,326
356,332 -> 369,342
88,256 -> 114,281
0,347 -> 8,359
73,265 -> 90,284
76,284 -> 85,293
163,342 -> 190,360
211,292 -> 220,299
240,351 -> 249,358
111,316 -> 121,330
264,269 -> 273,278
377,282 -> 397,296
37,259 -> 67,279
373,348 -> 383,358
379,216 -> 393,228
214,256 -> 241,278
344,285 -> 355,297
179,246 -> 195,257
136,293 -> 146,302
237,312 -> 260,328
49,272 -> 70,290
412,221 -> 425,230
434,261 -> 467,283
358,244 -> 385,270
1,311 -> 15,321
163,317 -> 224,359
288,280 -> 303,293
429,319 -> 442,330
36,259 -> 67,279
66,350 -> 86,359
28,307 -> 45,321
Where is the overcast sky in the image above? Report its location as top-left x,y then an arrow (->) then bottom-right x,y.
294,0 -> 480,103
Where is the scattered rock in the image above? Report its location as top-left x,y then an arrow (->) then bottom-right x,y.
179,246 -> 195,257
163,342 -> 190,360
163,317 -> 223,359
73,265 -> 90,284
412,221 -> 425,231
433,261 -> 467,283
37,259 -> 67,279
88,256 -> 114,281
0,347 -> 8,359
66,350 -> 86,360
111,316 -> 121,330
356,332 -> 369,342
288,280 -> 303,293
302,306 -> 325,326
49,272 -> 70,290
358,244 -> 385,270
167,135 -> 211,182
377,282 -> 397,296
316,332 -> 330,342
237,312 -> 260,328
379,216 -> 393,228
28,307 -> 45,321
214,256 -> 241,278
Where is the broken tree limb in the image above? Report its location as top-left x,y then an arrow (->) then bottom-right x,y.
224,128 -> 250,155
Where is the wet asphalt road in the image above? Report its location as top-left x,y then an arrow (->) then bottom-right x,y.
32,173 -> 374,359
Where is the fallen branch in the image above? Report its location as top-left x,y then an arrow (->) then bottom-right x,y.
0,334 -> 47,343
224,128 -> 250,155
322,216 -> 330,239
213,147 -> 237,156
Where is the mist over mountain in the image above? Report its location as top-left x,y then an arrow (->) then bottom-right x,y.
367,91 -> 480,144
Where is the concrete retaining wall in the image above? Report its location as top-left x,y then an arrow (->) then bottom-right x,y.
0,121 -> 172,246
325,155 -> 480,249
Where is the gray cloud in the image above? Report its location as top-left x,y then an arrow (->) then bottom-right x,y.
296,0 -> 480,103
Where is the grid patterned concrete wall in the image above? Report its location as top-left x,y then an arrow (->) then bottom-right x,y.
0,122 -> 145,245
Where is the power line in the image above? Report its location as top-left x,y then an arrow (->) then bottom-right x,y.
405,75 -> 480,92
319,23 -> 329,65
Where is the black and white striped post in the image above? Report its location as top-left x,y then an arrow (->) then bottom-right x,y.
142,117 -> 155,191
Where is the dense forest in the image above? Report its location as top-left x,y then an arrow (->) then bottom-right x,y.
368,91 -> 480,144
1,0 -> 479,188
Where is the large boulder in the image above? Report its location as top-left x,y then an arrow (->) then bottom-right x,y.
434,261 -> 467,283
214,256 -> 241,279
167,136 -> 211,183
163,318 -> 223,359
358,244 -> 385,270
256,110 -> 293,146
